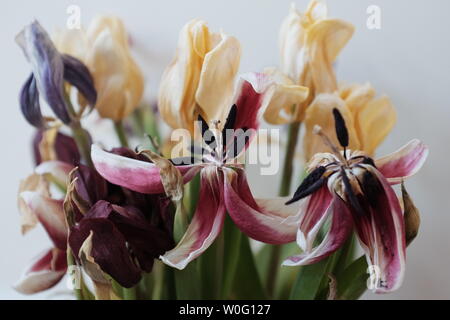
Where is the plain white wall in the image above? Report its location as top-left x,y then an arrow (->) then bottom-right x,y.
1,0 -> 449,299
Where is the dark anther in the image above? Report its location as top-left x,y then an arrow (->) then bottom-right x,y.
333,108 -> 349,148
286,166 -> 327,205
198,114 -> 216,149
222,104 -> 237,147
360,170 -> 383,209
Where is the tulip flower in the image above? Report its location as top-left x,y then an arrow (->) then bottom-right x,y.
263,1 -> 354,124
92,73 -> 301,270
54,16 -> 144,121
283,108 -> 428,293
303,83 -> 397,161
66,161 -> 174,288
16,21 -> 97,128
15,161 -> 73,294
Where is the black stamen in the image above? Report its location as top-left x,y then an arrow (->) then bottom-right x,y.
333,108 -> 349,148
224,127 -> 249,161
198,114 -> 216,149
222,104 -> 237,147
360,170 -> 383,209
286,166 -> 327,205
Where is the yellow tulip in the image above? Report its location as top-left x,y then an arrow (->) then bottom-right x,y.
264,1 -> 354,124
303,83 -> 397,161
158,19 -> 241,132
54,16 -> 144,121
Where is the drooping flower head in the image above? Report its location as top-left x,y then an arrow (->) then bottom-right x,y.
284,108 -> 428,293
16,21 -> 97,128
56,16 -> 144,121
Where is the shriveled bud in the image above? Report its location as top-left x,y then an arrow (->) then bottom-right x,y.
401,183 -> 421,246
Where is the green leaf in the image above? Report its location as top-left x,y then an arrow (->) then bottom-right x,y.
232,237 -> 266,299
289,258 -> 332,300
336,256 -> 369,300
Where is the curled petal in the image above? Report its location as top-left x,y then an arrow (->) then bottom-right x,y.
283,195 -> 353,266
16,21 -> 71,124
92,144 -> 202,194
69,218 -> 141,288
14,248 -> 67,295
62,54 -> 97,107
352,168 -> 406,293
375,139 -> 429,184
33,130 -> 81,166
224,168 -> 300,244
20,74 -> 44,128
161,168 -> 226,270
296,185 -> 333,252
20,192 -> 67,250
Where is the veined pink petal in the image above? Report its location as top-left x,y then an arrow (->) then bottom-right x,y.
91,144 -> 202,194
376,139 -> 428,184
14,248 -> 67,295
35,160 -> 74,188
160,168 -> 226,270
353,168 -> 406,293
20,191 -> 67,250
232,73 -> 273,133
224,168 -> 300,244
296,185 -> 333,252
283,195 -> 353,266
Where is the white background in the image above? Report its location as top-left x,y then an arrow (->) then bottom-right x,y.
0,0 -> 449,299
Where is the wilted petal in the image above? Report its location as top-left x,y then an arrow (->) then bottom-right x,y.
303,93 -> 360,161
357,96 -> 397,155
196,34 -> 241,125
375,139 -> 429,184
33,130 -> 81,165
20,192 -> 67,250
283,195 -> 353,266
261,67 -> 310,125
352,168 -> 406,293
224,168 -> 300,244
296,185 -> 333,252
20,74 -> 45,128
14,248 -> 67,295
16,21 -> 71,124
35,160 -> 74,190
62,54 -> 97,107
69,218 -> 141,288
160,169 -> 226,270
92,144 -> 202,194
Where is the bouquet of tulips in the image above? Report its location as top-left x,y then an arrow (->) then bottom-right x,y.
14,1 -> 428,300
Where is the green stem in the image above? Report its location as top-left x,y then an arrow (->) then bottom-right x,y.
66,250 -> 83,300
123,286 -> 137,300
266,121 -> 302,298
113,121 -> 129,148
70,121 -> 93,168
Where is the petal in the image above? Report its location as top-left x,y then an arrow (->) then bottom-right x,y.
35,160 -> 74,189
283,195 -> 353,266
69,218 -> 142,288
223,168 -> 300,244
160,168 -> 226,270
196,33 -> 241,125
33,129 -> 81,166
375,139 -> 429,184
14,248 -> 67,295
20,192 -> 67,250
20,74 -> 44,128
91,144 -> 202,194
303,93 -> 360,161
261,68 -> 310,125
352,168 -> 406,293
62,54 -> 97,107
296,185 -> 333,252
16,21 -> 71,124
357,96 -> 397,155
